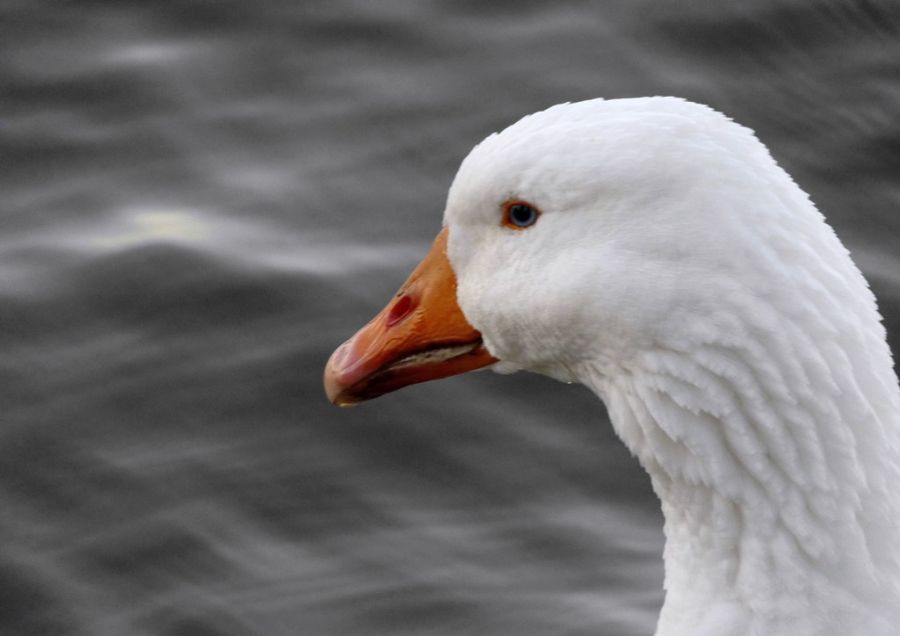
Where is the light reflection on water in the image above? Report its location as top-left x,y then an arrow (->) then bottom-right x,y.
2,1 -> 898,634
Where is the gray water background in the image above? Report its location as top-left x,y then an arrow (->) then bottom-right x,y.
3,2 -> 900,634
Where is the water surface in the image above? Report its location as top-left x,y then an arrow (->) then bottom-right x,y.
2,2 -> 899,634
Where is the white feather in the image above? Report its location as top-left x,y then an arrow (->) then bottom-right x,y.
443,97 -> 900,635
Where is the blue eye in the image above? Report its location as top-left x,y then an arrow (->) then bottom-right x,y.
502,201 -> 541,229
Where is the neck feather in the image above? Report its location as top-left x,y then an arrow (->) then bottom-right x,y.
580,322 -> 900,634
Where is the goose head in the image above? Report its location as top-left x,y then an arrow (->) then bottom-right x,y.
443,97 -> 766,382
325,97 -> 806,398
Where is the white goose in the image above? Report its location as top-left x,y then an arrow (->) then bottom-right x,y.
324,97 -> 900,636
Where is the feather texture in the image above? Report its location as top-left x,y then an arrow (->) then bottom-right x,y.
444,97 -> 900,635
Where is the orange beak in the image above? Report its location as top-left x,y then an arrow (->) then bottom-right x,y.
324,228 -> 497,406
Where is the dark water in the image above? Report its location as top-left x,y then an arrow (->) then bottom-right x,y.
2,2 -> 899,634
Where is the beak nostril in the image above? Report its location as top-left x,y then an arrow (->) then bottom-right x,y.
386,294 -> 415,327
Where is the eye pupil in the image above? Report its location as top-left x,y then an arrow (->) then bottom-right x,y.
509,204 -> 536,227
